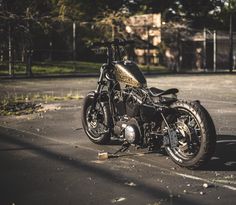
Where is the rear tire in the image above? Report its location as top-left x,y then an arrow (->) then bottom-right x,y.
82,94 -> 111,144
165,100 -> 216,169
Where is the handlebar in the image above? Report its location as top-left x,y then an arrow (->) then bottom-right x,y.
90,39 -> 134,64
91,39 -> 134,48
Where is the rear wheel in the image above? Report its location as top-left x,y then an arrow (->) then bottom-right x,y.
164,101 -> 216,169
82,94 -> 111,144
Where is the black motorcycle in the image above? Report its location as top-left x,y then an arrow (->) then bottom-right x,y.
82,39 -> 216,169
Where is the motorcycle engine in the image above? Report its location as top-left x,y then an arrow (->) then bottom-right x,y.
113,88 -> 160,145
113,117 -> 141,144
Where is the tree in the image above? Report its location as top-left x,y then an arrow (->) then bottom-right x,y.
130,0 -> 226,29
0,0 -> 55,76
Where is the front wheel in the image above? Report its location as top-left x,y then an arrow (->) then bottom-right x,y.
164,100 -> 216,169
82,93 -> 111,144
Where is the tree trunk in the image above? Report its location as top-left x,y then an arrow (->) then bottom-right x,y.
26,21 -> 32,77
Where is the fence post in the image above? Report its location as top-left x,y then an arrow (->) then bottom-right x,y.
177,29 -> 182,72
8,24 -> 13,76
26,20 -> 32,77
26,49 -> 32,77
73,21 -> 76,61
203,28 -> 207,71
147,25 -> 150,73
229,12 -> 233,72
213,30 -> 217,72
49,41 -> 52,61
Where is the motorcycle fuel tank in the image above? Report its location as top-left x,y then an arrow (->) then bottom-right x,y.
114,61 -> 147,88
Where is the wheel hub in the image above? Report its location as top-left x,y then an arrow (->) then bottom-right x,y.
88,112 -> 99,128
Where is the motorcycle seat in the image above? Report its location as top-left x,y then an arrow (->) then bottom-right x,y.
149,87 -> 179,97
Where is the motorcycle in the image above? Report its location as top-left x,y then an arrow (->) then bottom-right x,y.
82,39 -> 216,169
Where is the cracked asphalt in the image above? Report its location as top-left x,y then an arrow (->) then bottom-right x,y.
0,74 -> 235,205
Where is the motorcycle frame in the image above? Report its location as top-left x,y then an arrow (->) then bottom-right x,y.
91,41 -> 128,128
90,39 -> 176,138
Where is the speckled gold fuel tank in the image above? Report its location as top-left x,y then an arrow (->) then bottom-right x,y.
114,61 -> 147,88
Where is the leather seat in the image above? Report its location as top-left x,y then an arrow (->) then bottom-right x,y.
149,87 -> 179,97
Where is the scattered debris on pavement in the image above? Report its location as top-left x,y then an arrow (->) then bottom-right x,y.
0,92 -> 83,116
98,152 -> 109,160
111,197 -> 126,203
0,101 -> 42,116
203,183 -> 209,188
124,182 -> 137,187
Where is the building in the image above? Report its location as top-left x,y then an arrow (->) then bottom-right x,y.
125,13 -> 161,65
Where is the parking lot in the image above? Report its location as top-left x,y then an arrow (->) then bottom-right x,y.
0,74 -> 235,205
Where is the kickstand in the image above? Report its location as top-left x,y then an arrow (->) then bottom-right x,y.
112,141 -> 131,156
98,142 -> 131,160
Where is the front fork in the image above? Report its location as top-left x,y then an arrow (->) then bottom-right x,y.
91,65 -> 107,110
91,65 -> 116,126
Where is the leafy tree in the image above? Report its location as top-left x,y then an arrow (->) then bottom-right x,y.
130,0 -> 228,29
129,0 -> 175,14
217,0 -> 236,30
0,0 -> 56,75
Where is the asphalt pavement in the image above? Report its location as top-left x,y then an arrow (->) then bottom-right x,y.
0,74 -> 235,205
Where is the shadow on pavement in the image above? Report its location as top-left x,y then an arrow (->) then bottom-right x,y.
0,127 -> 204,205
206,135 -> 236,171
105,135 -> 236,172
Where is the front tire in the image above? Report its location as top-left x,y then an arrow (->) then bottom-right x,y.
82,94 -> 111,144
165,100 -> 216,169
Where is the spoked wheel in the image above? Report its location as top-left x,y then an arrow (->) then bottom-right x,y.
82,94 -> 111,144
165,101 -> 216,169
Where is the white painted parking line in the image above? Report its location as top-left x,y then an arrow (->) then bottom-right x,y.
175,173 -> 236,191
217,140 -> 236,143
203,99 -> 236,105
128,158 -> 236,191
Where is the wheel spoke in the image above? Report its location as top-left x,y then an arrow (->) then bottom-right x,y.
169,109 -> 202,160
85,103 -> 108,138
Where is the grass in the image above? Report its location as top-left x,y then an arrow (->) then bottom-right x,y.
1,92 -> 83,103
0,101 -> 42,116
0,92 -> 83,116
0,61 -> 169,75
32,61 -> 103,74
0,62 -> 26,75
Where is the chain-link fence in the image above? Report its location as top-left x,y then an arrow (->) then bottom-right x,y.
0,21 -> 235,77
178,29 -> 236,72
